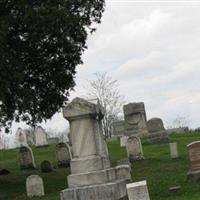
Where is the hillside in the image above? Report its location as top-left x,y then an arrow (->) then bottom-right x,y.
0,133 -> 200,200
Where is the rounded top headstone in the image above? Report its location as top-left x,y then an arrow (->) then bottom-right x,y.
147,118 -> 165,133
40,160 -> 53,173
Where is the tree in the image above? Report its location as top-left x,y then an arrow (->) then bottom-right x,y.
85,73 -> 124,138
0,0 -> 105,132
171,116 -> 191,128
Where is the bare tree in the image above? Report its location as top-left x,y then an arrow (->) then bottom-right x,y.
85,73 -> 124,138
171,116 -> 191,128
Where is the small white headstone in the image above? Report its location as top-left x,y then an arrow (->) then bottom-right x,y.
34,126 -> 48,147
169,142 -> 179,159
126,180 -> 150,200
120,136 -> 128,147
15,128 -> 28,147
26,175 -> 45,197
126,136 -> 144,161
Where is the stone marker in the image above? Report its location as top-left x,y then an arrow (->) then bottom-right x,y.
47,137 -> 59,144
126,180 -> 150,200
34,126 -> 48,147
113,120 -> 125,137
26,175 -> 44,197
60,97 -> 131,200
120,136 -> 128,147
56,142 -> 71,167
169,142 -> 179,159
18,146 -> 36,169
146,118 -> 169,144
126,136 -> 144,162
187,141 -> 200,180
40,160 -> 53,173
15,128 -> 28,147
123,102 -> 149,137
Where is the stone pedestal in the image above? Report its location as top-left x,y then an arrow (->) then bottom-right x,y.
126,180 -> 150,200
187,141 -> 200,180
169,143 -> 179,159
146,118 -> 169,144
61,97 -> 131,200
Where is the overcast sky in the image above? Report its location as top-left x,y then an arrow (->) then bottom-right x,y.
10,0 -> 200,140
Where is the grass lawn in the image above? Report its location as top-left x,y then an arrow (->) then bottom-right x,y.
1,133 -> 200,199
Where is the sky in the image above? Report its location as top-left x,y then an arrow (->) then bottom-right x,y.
7,0 -> 200,145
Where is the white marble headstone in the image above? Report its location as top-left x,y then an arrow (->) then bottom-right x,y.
126,180 -> 150,200
15,128 -> 28,147
34,126 -> 48,147
26,175 -> 44,197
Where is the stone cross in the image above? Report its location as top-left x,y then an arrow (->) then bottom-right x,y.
126,136 -> 144,161
34,126 -> 48,147
26,175 -> 44,197
169,142 -> 179,159
126,180 -> 150,200
18,146 -> 36,169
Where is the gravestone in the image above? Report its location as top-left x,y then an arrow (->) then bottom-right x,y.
34,126 -> 48,147
26,175 -> 44,197
113,120 -> 125,137
126,136 -> 144,162
146,118 -> 169,144
60,97 -> 131,200
56,142 -> 71,167
18,146 -> 36,169
126,180 -> 150,200
187,141 -> 200,180
123,102 -> 149,137
15,128 -> 28,147
47,137 -> 59,144
40,160 -> 53,173
120,136 -> 128,147
169,143 -> 179,159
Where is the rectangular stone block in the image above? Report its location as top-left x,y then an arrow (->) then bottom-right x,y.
61,180 -> 128,200
169,142 -> 178,159
70,156 -> 110,174
126,180 -> 150,200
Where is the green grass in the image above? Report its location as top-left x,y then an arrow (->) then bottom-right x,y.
1,133 -> 200,199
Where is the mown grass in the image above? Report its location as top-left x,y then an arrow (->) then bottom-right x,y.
1,133 -> 200,199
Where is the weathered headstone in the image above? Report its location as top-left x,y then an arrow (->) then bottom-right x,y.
56,142 -> 71,167
187,141 -> 200,180
26,175 -> 44,197
47,137 -> 59,144
146,118 -> 169,144
60,97 -> 131,200
18,146 -> 36,169
123,102 -> 149,137
40,160 -> 53,173
126,180 -> 150,200
169,142 -> 179,159
34,126 -> 48,147
126,136 -> 144,162
120,136 -> 128,147
113,120 -> 125,137
15,128 -> 28,147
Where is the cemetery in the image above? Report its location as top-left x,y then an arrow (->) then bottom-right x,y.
0,98 -> 200,200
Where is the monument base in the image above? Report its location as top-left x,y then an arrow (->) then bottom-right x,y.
187,170 -> 200,181
70,155 -> 110,174
68,165 -> 131,188
60,179 -> 128,200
